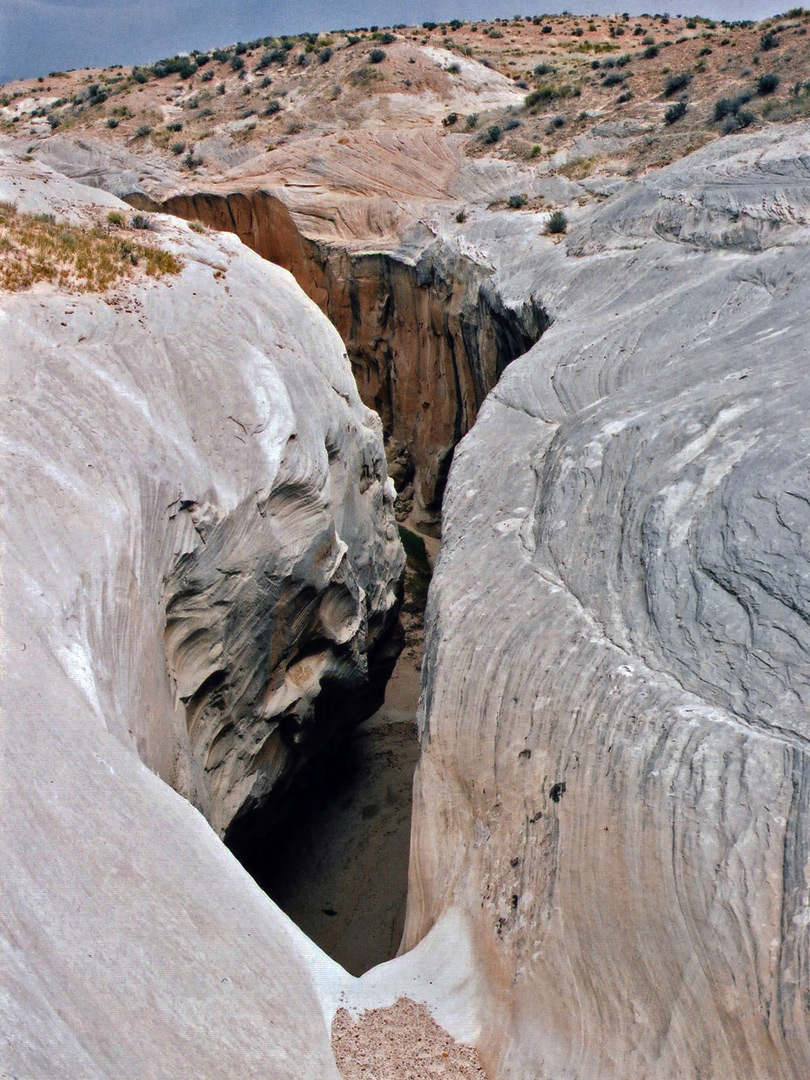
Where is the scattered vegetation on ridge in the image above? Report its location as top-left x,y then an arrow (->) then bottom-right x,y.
3,9 -> 810,178
0,202 -> 183,292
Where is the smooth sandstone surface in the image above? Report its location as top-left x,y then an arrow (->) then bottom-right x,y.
0,148 -> 407,1077
403,124 -> 810,1078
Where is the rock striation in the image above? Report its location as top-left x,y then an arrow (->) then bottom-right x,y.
403,124 -> 810,1078
0,147 -> 403,1077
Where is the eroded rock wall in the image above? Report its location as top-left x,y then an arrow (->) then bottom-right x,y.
0,151 -> 403,1078
403,126 -> 810,1079
136,189 -> 547,528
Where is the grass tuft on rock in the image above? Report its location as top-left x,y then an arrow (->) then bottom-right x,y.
0,202 -> 183,292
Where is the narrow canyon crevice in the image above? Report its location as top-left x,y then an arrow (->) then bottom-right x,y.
130,187 -> 550,973
128,188 -> 549,531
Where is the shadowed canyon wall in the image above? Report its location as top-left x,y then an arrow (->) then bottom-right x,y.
131,189 -> 549,529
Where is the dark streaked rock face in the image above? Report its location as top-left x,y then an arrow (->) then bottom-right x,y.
404,125 -> 810,1080
130,187 -> 549,530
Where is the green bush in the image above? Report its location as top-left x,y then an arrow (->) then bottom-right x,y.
525,85 -> 558,107
482,124 -> 502,144
318,47 -> 332,63
760,29 -> 779,51
757,72 -> 780,95
368,48 -> 386,63
713,92 -> 751,121
134,124 -> 151,138
171,141 -> 186,155
442,111 -> 459,126
263,99 -> 282,115
546,209 -> 568,234
664,99 -> 687,123
508,193 -> 528,209
664,72 -> 692,96
722,109 -> 755,134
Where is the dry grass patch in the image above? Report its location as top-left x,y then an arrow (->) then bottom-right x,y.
0,202 -> 183,292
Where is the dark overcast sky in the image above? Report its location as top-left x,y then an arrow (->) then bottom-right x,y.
0,1 -> 791,85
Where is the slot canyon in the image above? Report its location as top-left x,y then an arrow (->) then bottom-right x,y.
4,13 -> 810,1080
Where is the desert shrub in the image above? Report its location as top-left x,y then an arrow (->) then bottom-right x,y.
166,121 -> 183,131
503,117 -> 522,131
534,63 -> 554,76
542,24 -> 552,34
482,124 -> 502,144
465,113 -> 479,129
368,49 -> 386,63
644,44 -> 660,58
447,62 -> 461,74
132,67 -> 149,84
378,32 -> 396,44
263,99 -> 282,115
260,75 -> 272,88
216,83 -> 226,95
318,47 -> 332,63
546,210 -> 567,234
106,210 -> 125,226
201,69 -> 214,82
134,125 -> 151,138
757,72 -> 780,94
722,109 -> 755,134
106,117 -> 119,128
153,56 -> 197,79
455,209 -> 467,223
443,112 -> 459,126
664,72 -> 692,96
664,99 -> 688,123
525,85 -> 559,107
130,214 -> 152,229
508,193 -> 528,208
422,21 -> 437,30
171,141 -> 186,154
713,92 -> 751,120
212,48 -> 229,62
230,55 -> 245,71
760,30 -> 779,50
617,90 -> 634,103
602,72 -> 625,86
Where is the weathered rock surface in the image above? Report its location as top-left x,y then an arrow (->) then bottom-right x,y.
403,124 -> 810,1079
0,147 -> 403,1077
30,133 -> 568,527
